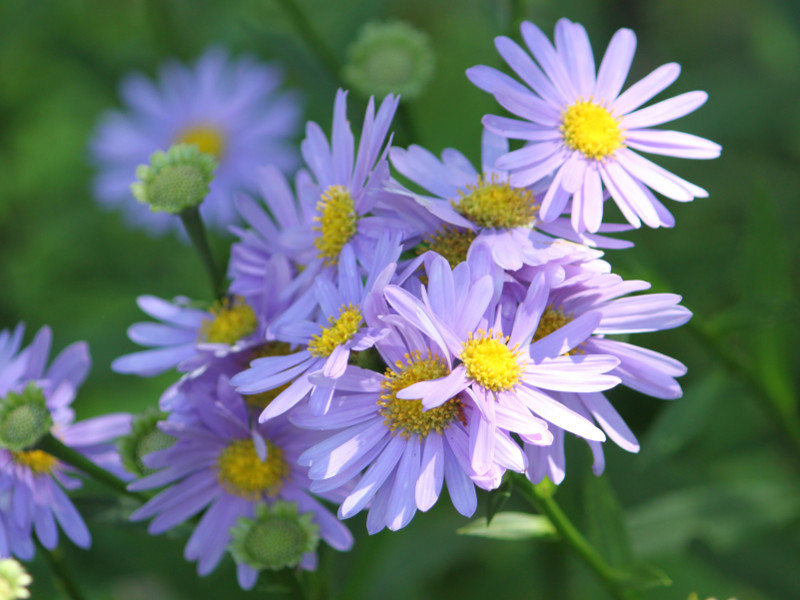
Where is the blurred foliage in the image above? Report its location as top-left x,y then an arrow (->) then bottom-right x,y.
0,0 -> 798,598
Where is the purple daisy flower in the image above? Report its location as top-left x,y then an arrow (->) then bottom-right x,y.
381,252 -> 621,475
128,375 -> 352,589
292,297 -> 532,533
467,18 -> 721,233
390,129 -> 634,271
510,263 -> 691,483
244,89 -> 418,278
90,47 -> 301,235
0,325 -> 131,559
232,238 -> 401,422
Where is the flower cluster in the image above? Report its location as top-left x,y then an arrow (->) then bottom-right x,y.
110,18 -> 712,588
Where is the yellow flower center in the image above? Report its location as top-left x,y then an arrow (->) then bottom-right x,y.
308,304 -> 363,358
532,307 -> 584,355
454,174 -> 538,229
216,439 -> 288,499
313,185 -> 358,265
241,342 -> 294,409
12,449 -> 57,475
379,351 -> 465,437
561,101 -> 624,160
419,226 -> 476,268
460,330 -> 522,391
176,124 -> 226,158
199,296 -> 258,345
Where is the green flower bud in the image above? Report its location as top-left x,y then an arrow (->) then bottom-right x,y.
0,383 -> 52,452
117,409 -> 175,477
0,558 -> 33,600
131,144 -> 217,214
229,501 -> 319,571
344,21 -> 435,99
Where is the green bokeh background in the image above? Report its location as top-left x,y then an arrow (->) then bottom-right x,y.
1,0 -> 798,598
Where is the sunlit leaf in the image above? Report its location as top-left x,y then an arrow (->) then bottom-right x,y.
457,512 -> 558,541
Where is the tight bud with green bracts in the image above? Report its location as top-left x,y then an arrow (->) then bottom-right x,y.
0,558 -> 32,600
131,144 -> 217,214
0,384 -> 52,452
344,21 -> 435,99
229,501 -> 320,575
117,409 -> 175,478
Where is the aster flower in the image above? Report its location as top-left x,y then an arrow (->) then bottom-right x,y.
381,253 -> 621,475
390,129 -> 633,271
292,292 -> 532,533
241,89 -> 419,280
90,47 -> 301,235
510,262 -> 691,483
232,238 -> 401,422
128,374 -> 352,589
0,325 -> 131,560
468,18 -> 721,233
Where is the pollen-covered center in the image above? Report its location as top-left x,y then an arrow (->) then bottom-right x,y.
460,330 -> 521,391
176,124 -> 226,158
308,304 -> 363,358
532,307 -> 583,355
313,185 -> 358,265
216,439 -> 288,499
199,296 -> 258,345
379,351 -> 464,437
561,101 -> 624,160
12,450 -> 57,475
419,226 -> 476,268
454,174 -> 538,229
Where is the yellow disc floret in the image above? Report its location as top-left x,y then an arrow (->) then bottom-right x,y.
308,304 -> 363,358
241,342 -> 294,409
561,101 -> 624,160
176,124 -> 226,158
532,307 -> 584,355
419,226 -> 476,268
460,330 -> 522,391
313,185 -> 358,265
454,174 -> 538,229
216,439 -> 288,499
199,296 -> 258,345
379,351 -> 464,437
12,450 -> 57,475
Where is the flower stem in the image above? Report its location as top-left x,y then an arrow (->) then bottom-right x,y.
35,540 -> 86,600
36,434 -> 148,503
514,475 -> 637,600
180,206 -> 226,300
274,0 -> 343,82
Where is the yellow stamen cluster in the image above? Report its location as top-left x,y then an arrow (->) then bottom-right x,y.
379,351 -> 464,437
313,185 -> 358,265
419,226 -> 476,268
308,304 -> 363,358
216,439 -> 288,499
176,124 -> 226,158
242,342 -> 294,409
199,296 -> 258,345
454,174 -> 538,229
460,330 -> 522,391
12,450 -> 57,475
532,307 -> 584,355
561,101 -> 624,160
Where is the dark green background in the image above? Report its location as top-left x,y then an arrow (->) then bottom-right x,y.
1,0 -> 798,598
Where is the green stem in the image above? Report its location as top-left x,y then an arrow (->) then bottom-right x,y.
180,206 -> 226,300
36,541 -> 86,600
274,0 -> 343,83
687,319 -> 800,464
514,476 -> 636,600
36,434 -> 148,503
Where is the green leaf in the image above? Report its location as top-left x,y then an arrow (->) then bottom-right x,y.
485,474 -> 513,524
609,562 -> 673,591
583,473 -> 633,566
457,512 -> 558,541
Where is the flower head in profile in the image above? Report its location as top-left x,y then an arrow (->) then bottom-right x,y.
90,47 -> 301,235
468,18 -> 720,233
128,373 -> 352,589
0,325 -> 131,560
